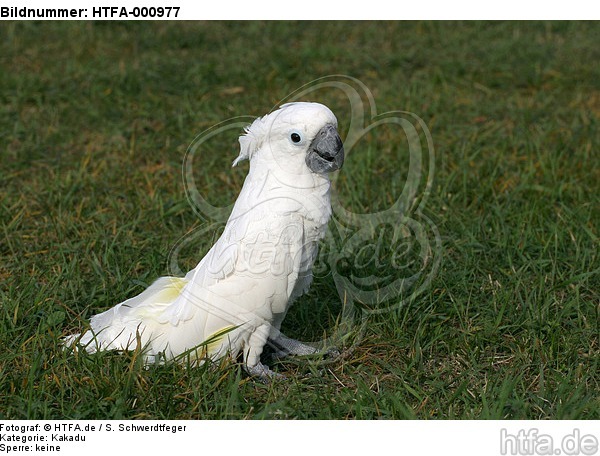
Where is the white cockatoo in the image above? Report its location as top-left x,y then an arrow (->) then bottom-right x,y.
65,102 -> 344,379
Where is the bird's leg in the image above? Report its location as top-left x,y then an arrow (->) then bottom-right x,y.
243,324 -> 285,382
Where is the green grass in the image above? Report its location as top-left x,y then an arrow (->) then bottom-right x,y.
1,21 -> 598,419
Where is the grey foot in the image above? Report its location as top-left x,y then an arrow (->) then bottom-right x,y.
267,333 -> 339,361
245,362 -> 285,383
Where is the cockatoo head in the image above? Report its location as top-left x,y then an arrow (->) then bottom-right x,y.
233,102 -> 344,176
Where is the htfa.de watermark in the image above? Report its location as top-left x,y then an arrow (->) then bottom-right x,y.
501,428 -> 598,456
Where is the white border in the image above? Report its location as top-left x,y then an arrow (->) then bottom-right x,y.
1,420 -> 599,456
1,0 -> 598,20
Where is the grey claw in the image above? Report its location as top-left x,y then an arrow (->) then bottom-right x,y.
324,346 -> 341,359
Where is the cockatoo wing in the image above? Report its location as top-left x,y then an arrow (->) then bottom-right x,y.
151,209 -> 308,363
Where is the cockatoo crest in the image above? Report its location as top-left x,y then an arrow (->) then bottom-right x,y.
233,117 -> 264,167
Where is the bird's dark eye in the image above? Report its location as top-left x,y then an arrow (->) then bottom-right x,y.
291,132 -> 302,143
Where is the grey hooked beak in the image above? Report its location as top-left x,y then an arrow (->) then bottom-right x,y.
306,124 -> 345,174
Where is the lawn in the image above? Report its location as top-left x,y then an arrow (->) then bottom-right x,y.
0,21 -> 598,419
